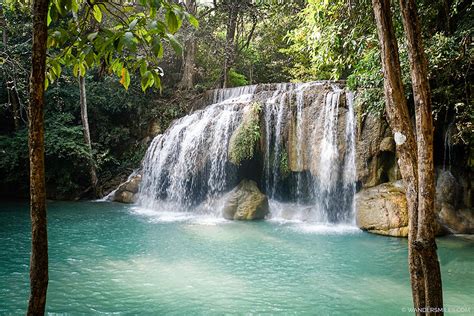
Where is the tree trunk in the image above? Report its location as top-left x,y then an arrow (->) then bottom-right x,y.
373,0 -> 444,313
79,75 -> 99,197
27,0 -> 49,313
399,0 -> 444,311
179,0 -> 197,90
371,0 -> 425,310
180,37 -> 196,90
223,3 -> 238,88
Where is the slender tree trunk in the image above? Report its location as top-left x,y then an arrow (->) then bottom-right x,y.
399,0 -> 444,311
373,0 -> 444,313
371,0 -> 425,310
27,0 -> 49,313
180,37 -> 196,89
179,0 -> 197,90
223,3 -> 238,88
79,75 -> 98,197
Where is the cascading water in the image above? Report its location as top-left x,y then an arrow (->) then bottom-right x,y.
137,82 -> 356,223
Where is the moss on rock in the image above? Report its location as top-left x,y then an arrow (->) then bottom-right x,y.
228,102 -> 262,165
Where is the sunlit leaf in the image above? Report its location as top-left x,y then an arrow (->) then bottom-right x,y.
93,5 -> 102,23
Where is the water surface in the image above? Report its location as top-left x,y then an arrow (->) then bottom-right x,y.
1,201 -> 472,315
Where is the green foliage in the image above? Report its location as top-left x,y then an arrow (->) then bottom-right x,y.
229,102 -> 262,165
228,68 -> 248,87
0,113 -> 90,198
34,0 -> 198,91
283,0 -> 374,81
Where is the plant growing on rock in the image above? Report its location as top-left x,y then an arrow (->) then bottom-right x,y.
228,102 -> 261,165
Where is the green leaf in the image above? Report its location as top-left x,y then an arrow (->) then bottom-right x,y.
47,8 -> 52,26
73,63 -> 79,77
71,0 -> 79,13
165,10 -> 179,34
140,61 -> 147,76
152,38 -> 164,58
122,31 -> 137,51
79,63 -> 86,76
120,67 -> 131,90
167,34 -> 182,55
87,32 -> 98,42
129,18 -> 138,30
187,14 -> 199,28
93,5 -> 102,23
54,0 -> 66,16
141,72 -> 149,91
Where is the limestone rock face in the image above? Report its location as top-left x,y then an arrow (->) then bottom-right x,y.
356,181 -> 409,237
355,114 -> 401,188
222,179 -> 269,220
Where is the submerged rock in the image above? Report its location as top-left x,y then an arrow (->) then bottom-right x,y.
222,179 -> 269,220
356,181 -> 409,237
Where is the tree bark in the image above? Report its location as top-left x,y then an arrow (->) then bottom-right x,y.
27,0 -> 50,314
373,0 -> 444,313
179,0 -> 197,90
79,75 -> 99,197
371,0 -> 425,310
399,0 -> 444,311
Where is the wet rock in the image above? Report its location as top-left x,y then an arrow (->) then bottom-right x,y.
356,181 -> 409,237
112,174 -> 142,204
123,174 -> 142,194
437,203 -> 474,234
222,179 -> 269,220
115,190 -> 136,204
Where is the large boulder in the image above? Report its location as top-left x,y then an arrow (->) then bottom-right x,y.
356,181 -> 409,237
112,174 -> 142,204
356,178 -> 474,236
222,179 -> 269,220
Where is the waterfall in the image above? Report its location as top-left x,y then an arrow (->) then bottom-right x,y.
137,82 -> 356,223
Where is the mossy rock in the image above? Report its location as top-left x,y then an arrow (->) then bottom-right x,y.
228,103 -> 261,165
